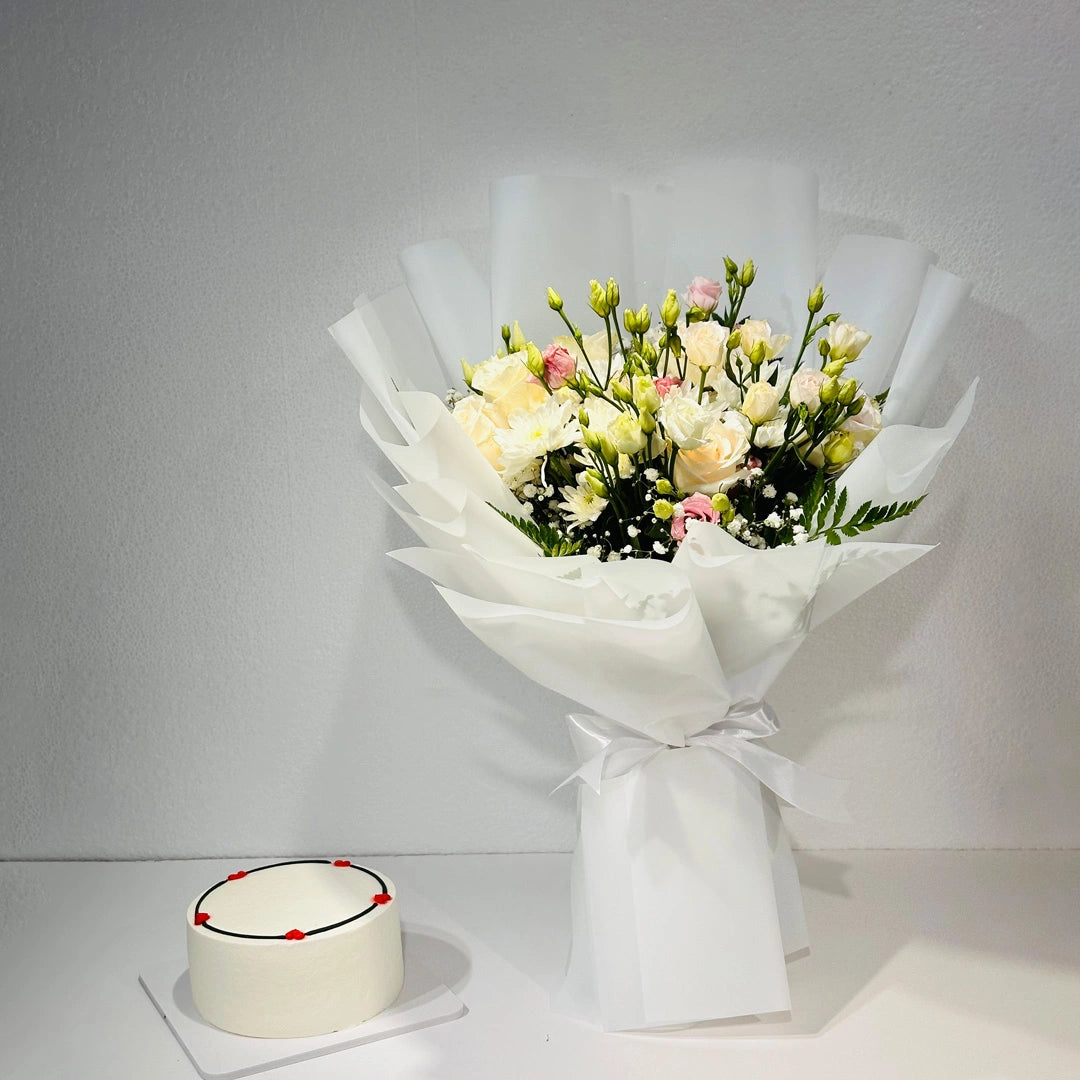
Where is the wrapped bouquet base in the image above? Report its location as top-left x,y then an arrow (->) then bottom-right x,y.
557,712 -> 827,1030
332,166 -> 976,1031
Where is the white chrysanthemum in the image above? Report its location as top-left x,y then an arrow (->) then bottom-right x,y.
559,482 -> 609,530
495,396 -> 579,474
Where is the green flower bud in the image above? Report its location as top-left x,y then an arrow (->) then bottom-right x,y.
640,410 -> 656,434
611,380 -> 633,403
807,283 -> 825,314
739,258 -> 756,287
606,277 -> 620,309
726,328 -> 742,351
653,499 -> 674,520
578,407 -> 590,428
584,469 -> 607,497
686,305 -> 708,323
509,320 -> 527,352
820,377 -> 840,405
823,431 -> 856,468
547,287 -> 563,312
847,395 -> 866,416
581,428 -> 601,453
837,378 -> 859,406
501,324 -> 512,349
723,255 -> 739,280
598,433 -> 619,467
660,289 -> 680,328
822,313 -> 839,325
524,342 -> 546,379
623,307 -> 637,334
711,492 -> 730,514
636,304 -> 650,333
823,358 -> 847,378
818,338 -> 831,357
460,358 -> 475,387
639,340 -> 658,364
632,374 -> 661,413
749,340 -> 767,367
655,477 -> 674,496
588,279 -> 610,317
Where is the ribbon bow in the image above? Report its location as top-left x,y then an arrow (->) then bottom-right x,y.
557,702 -> 850,822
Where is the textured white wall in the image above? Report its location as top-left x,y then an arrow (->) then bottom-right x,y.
2,0 -> 1077,857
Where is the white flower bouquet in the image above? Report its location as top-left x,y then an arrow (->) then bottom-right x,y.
332,168 -> 975,1030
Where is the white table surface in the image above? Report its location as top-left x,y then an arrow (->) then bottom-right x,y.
1,851 -> 1077,1079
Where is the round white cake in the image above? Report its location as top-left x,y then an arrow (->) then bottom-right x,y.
186,859 -> 403,1038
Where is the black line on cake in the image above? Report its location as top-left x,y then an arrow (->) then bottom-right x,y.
194,860 -> 389,940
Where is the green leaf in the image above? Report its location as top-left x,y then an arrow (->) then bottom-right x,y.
490,506 -> 583,558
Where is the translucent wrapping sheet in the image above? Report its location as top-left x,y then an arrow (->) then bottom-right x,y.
331,167 -> 976,1029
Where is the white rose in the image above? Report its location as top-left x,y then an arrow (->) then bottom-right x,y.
658,385 -> 722,449
673,421 -> 750,495
682,321 -> 728,370
737,320 -> 791,361
827,321 -> 872,361
787,367 -> 828,412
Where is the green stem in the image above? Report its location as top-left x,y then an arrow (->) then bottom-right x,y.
557,308 -> 602,386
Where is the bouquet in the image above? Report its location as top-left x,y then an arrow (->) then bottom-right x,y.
332,169 -> 975,1031
454,267 -> 922,562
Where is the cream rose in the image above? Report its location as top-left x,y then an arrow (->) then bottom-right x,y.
787,367 -> 828,412
453,394 -> 502,470
840,395 -> 883,450
682,321 -> 728,371
736,320 -> 791,362
470,351 -> 548,422
673,420 -> 750,495
741,381 -> 781,425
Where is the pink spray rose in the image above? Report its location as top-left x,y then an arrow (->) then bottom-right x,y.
684,275 -> 723,315
669,492 -> 720,543
541,343 -> 576,389
654,375 -> 683,398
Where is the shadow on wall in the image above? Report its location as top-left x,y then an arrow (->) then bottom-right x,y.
297,446 -> 579,857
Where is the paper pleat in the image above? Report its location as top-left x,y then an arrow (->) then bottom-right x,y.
400,238 -> 492,388
630,163 -> 818,341
435,585 -> 731,746
823,235 -> 935,395
884,265 -> 971,426
490,175 -> 634,347
836,379 -> 977,511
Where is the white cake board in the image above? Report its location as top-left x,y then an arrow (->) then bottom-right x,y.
139,935 -> 465,1080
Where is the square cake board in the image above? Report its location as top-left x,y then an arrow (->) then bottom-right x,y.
139,930 -> 465,1080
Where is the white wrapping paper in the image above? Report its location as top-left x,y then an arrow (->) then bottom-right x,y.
333,167 -> 976,1030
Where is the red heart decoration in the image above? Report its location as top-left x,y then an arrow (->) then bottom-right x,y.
333,859 -> 351,867
194,912 -> 211,925
371,893 -> 392,905
284,928 -> 306,940
227,871 -> 247,881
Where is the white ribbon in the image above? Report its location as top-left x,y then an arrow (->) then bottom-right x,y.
557,703 -> 850,822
